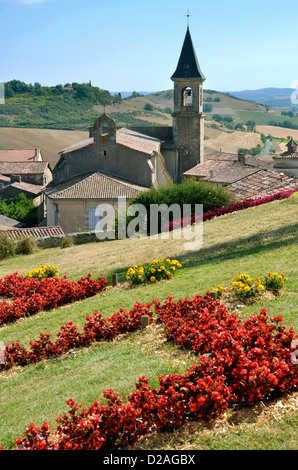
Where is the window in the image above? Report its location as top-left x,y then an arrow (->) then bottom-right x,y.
88,207 -> 100,230
182,87 -> 193,107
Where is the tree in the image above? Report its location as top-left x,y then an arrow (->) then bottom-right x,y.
144,103 -> 153,111
246,120 -> 256,132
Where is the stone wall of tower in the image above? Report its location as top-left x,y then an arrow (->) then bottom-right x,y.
172,79 -> 205,180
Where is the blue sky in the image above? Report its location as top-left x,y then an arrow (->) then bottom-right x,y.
0,0 -> 297,93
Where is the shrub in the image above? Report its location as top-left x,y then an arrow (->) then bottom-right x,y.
130,179 -> 233,235
60,235 -> 73,248
15,236 -> 37,255
0,233 -> 15,260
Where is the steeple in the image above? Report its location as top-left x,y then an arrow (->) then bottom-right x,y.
171,27 -> 205,81
171,26 -> 206,181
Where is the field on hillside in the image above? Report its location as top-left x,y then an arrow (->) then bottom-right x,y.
257,125 -> 298,140
0,127 -> 88,167
205,129 -> 262,154
0,196 -> 297,450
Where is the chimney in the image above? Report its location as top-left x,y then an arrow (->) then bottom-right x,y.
238,153 -> 246,166
287,137 -> 297,154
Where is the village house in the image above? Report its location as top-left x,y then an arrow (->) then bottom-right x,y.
0,148 -> 52,225
273,137 -> 298,177
183,150 -> 298,199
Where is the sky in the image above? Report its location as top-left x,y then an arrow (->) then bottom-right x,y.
0,0 -> 297,93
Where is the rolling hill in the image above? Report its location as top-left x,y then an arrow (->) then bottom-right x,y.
1,83 -> 298,166
229,88 -> 298,110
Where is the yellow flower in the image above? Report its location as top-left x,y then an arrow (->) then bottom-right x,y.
151,268 -> 155,273
150,276 -> 156,282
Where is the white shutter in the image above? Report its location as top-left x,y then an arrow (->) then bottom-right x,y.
88,207 -> 100,230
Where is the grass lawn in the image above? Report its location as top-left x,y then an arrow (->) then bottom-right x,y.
0,196 -> 297,449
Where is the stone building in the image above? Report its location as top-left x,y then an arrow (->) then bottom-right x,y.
45,26 -> 206,233
273,137 -> 298,177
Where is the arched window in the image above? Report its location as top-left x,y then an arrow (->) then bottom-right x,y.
182,87 -> 193,107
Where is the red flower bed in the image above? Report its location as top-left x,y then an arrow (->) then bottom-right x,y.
12,294 -> 298,450
162,189 -> 296,232
0,273 -> 108,325
1,302 -> 155,371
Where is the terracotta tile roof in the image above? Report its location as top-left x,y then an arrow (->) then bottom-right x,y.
1,181 -> 45,195
0,214 -> 24,228
116,128 -> 161,155
0,161 -> 49,175
184,151 -> 298,200
184,159 -> 258,184
203,151 -> 239,162
1,226 -> 65,240
228,169 -> 298,199
0,174 -> 10,182
274,151 -> 298,160
45,171 -> 147,200
0,149 -> 40,162
58,128 -> 161,157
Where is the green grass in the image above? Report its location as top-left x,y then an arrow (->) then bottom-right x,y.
0,196 -> 297,449
237,109 -> 298,127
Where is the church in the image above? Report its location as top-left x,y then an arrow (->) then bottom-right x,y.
45,26 -> 206,233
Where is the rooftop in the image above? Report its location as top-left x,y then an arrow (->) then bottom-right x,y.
0,148 -> 42,162
228,169 -> 298,199
184,151 -> 298,199
0,161 -> 49,175
171,27 -> 205,80
58,128 -> 162,157
1,181 -> 45,196
116,128 -> 161,155
45,171 -> 147,200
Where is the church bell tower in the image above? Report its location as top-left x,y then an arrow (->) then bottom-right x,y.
171,26 -> 205,181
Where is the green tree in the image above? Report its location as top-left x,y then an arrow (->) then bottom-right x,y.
246,120 -> 257,132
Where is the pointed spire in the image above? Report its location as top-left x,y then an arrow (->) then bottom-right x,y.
171,27 -> 205,80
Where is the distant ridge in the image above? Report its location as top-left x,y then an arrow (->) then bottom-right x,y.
229,87 -> 297,110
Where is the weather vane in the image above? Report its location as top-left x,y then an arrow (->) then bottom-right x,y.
185,9 -> 192,28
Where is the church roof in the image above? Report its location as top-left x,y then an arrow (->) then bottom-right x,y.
58,129 -> 162,157
171,27 -> 205,80
116,128 -> 161,155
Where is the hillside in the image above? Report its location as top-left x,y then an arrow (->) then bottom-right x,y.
0,195 -> 297,450
230,88 -> 298,111
0,127 -> 88,168
1,82 -> 298,164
